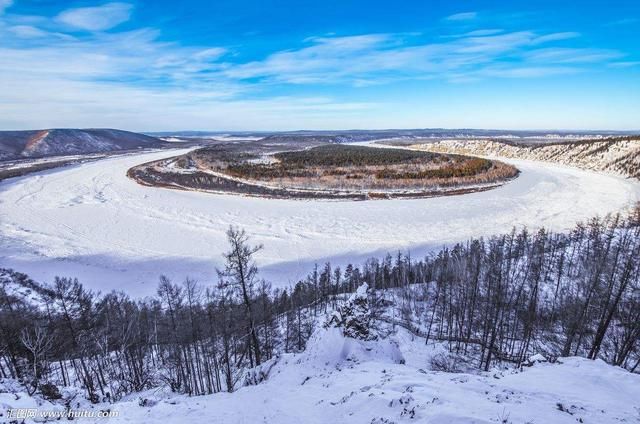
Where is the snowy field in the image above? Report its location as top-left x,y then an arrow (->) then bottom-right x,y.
1,148 -> 639,296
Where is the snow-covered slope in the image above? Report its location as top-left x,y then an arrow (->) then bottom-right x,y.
0,268 -> 52,306
0,129 -> 166,161
4,327 -> 634,424
417,138 -> 640,179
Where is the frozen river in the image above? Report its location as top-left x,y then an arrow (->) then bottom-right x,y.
1,148 -> 639,296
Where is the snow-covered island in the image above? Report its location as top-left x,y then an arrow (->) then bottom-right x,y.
128,143 -> 519,200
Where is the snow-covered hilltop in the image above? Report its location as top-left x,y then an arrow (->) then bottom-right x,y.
0,129 -> 167,161
3,325 -> 638,423
415,137 -> 640,179
111,330 -> 640,424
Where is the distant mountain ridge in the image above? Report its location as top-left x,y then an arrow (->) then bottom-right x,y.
0,128 -> 166,161
148,129 -> 640,139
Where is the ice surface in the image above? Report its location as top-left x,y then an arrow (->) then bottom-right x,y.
1,148 -> 639,296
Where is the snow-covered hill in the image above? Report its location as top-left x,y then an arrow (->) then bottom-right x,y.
126,331 -> 640,423
0,129 -> 166,161
0,268 -> 52,307
416,137 -> 640,179
3,326 -> 637,423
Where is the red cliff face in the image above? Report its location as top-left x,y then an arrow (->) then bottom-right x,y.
23,130 -> 50,154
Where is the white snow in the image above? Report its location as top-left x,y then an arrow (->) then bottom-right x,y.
211,135 -> 264,141
528,353 -> 547,363
421,138 -> 640,178
1,148 -> 639,296
4,327 -> 634,424
354,281 -> 369,299
1,310 -> 639,423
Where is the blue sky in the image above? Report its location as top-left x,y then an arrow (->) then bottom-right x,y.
1,0 -> 639,131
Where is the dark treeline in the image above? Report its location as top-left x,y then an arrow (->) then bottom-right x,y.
1,210 -> 640,404
226,145 -> 443,179
377,211 -> 640,372
275,144 -> 438,167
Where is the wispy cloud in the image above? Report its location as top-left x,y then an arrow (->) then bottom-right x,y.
222,30 -> 617,85
531,32 -> 580,44
56,2 -> 133,31
0,73 -> 374,130
445,12 -> 477,21
524,47 -> 622,64
0,2 -> 635,130
476,65 -> 581,79
450,29 -> 504,37
0,0 -> 12,14
608,61 -> 640,68
8,25 -> 50,38
225,34 -> 400,83
606,18 -> 639,26
1,5 -> 364,129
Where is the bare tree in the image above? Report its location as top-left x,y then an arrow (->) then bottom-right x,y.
20,325 -> 53,395
218,226 -> 263,367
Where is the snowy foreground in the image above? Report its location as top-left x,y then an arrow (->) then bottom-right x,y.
1,148 -> 639,295
3,327 -> 639,423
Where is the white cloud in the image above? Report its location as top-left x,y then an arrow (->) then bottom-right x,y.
0,0 -> 12,14
193,48 -> 227,61
453,29 -> 504,37
608,61 -> 640,68
445,12 -> 477,21
225,34 -> 397,83
6,25 -> 75,40
525,47 -> 622,64
56,2 -> 133,31
0,4 -> 633,130
478,65 -> 580,78
8,25 -> 49,38
0,74 -> 374,131
532,32 -> 580,44
222,30 -> 608,86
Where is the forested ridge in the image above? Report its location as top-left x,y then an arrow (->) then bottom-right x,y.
422,136 -> 640,179
1,208 -> 640,404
